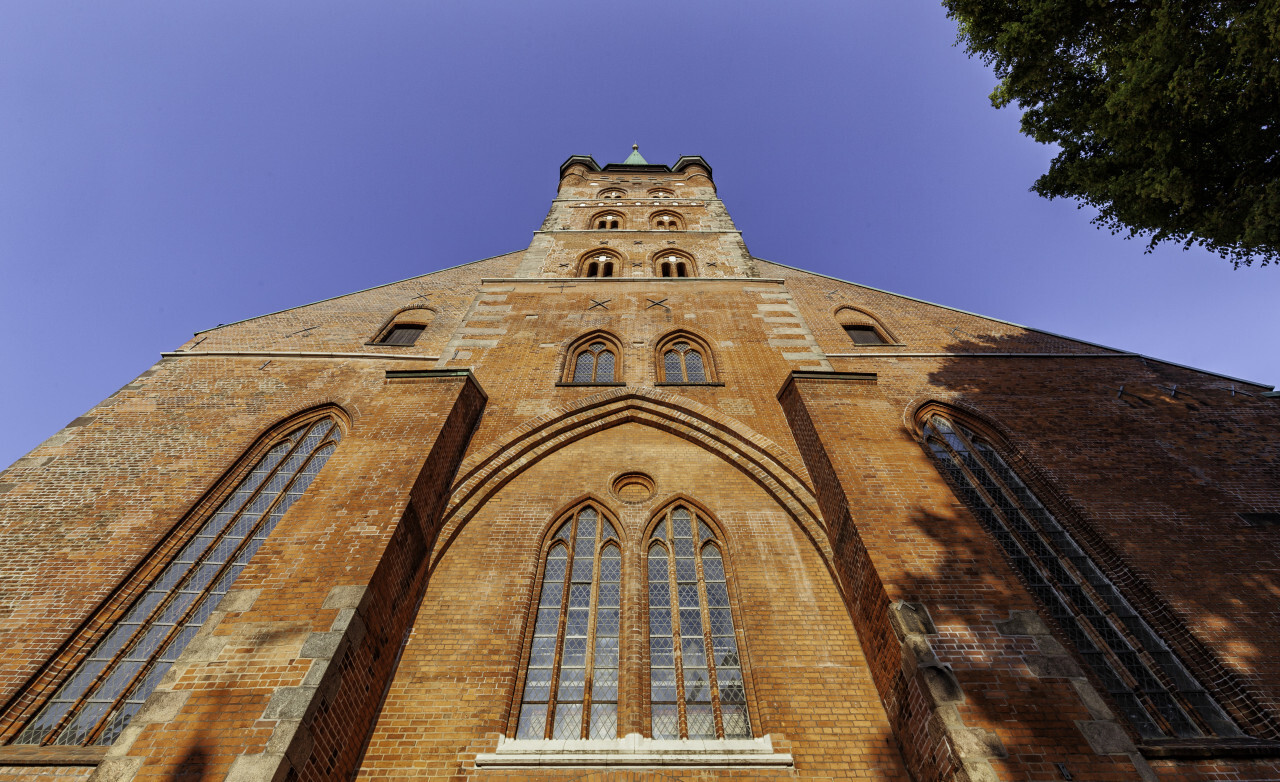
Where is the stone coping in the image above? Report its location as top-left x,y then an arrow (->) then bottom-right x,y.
474,733 -> 793,768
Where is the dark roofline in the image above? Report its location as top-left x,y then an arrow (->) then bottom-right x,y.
559,154 -> 714,181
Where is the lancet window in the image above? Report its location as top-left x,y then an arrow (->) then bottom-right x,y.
570,341 -> 617,383
516,506 -> 621,740
647,507 -> 749,740
921,412 -> 1241,740
14,414 -> 344,747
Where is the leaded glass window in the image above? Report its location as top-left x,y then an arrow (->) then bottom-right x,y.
662,342 -> 707,383
14,415 -> 344,747
517,507 -> 621,740
647,507 -> 749,740
922,413 -> 1240,740
571,342 -> 616,383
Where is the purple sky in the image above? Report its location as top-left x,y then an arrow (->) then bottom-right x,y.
3,1 -> 1277,467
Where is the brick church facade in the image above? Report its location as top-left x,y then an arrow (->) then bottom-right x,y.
1,149 -> 1279,781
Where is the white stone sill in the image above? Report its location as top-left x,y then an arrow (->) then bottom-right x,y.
474,733 -> 793,768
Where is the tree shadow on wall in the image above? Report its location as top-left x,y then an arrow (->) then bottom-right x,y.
910,330 -> 1280,737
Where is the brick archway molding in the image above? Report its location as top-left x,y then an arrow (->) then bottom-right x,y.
430,387 -> 837,591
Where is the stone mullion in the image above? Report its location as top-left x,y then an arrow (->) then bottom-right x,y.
694,536 -> 724,739
44,425 -> 325,747
664,516 -> 688,739
543,516 -> 576,740
579,520 -> 602,739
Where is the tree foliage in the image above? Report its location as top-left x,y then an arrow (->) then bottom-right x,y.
943,0 -> 1280,267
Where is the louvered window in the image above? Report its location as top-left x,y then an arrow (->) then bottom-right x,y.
647,507 -> 749,740
14,416 -> 343,747
922,414 -> 1240,740
516,506 -> 621,740
843,325 -> 885,345
379,325 -> 425,346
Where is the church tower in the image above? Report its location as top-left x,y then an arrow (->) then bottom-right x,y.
1,149 -> 1278,782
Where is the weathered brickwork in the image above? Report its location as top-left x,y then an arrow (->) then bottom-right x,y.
1,151 -> 1277,780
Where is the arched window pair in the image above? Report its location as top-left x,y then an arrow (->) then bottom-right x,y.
652,214 -> 681,231
564,333 -> 715,386
921,411 -> 1241,740
599,189 -> 626,199
515,504 -> 750,741
12,413 -> 345,747
582,255 -> 617,278
657,257 -> 692,277
596,215 -> 620,230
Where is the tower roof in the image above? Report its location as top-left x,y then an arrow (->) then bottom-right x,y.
621,144 -> 648,165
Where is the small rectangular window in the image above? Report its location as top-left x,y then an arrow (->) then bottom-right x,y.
844,325 -> 885,345
1239,512 -> 1280,527
380,325 -> 425,346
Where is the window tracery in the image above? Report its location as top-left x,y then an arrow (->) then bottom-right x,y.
920,411 -> 1241,740
568,340 -> 617,383
657,334 -> 713,383
647,507 -> 749,740
13,414 -> 344,747
516,506 -> 621,741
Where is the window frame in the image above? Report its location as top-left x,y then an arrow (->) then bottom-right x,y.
368,306 -> 435,347
577,251 -> 622,278
641,501 -> 755,740
916,405 -> 1250,745
560,332 -> 624,386
654,332 -> 718,385
512,501 -> 626,741
5,408 -> 347,748
833,306 -> 899,347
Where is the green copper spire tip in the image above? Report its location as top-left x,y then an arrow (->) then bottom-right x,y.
622,143 -> 648,165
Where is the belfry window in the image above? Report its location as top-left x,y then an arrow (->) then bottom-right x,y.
583,255 -> 616,278
662,342 -> 707,383
517,506 -> 621,740
596,215 -> 620,230
921,413 -> 1241,740
571,342 -> 616,383
14,415 -> 344,747
647,507 -> 749,739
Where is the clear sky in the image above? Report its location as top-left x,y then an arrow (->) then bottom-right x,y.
2,1 -> 1277,467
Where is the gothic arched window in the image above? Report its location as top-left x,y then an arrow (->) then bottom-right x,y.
570,341 -> 617,383
921,412 -> 1241,740
595,214 -> 620,230
14,414 -> 344,747
659,336 -> 712,384
517,506 -> 621,740
647,506 -> 749,740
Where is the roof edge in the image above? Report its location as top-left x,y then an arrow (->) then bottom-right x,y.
193,249 -> 526,335
751,256 -> 1274,390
